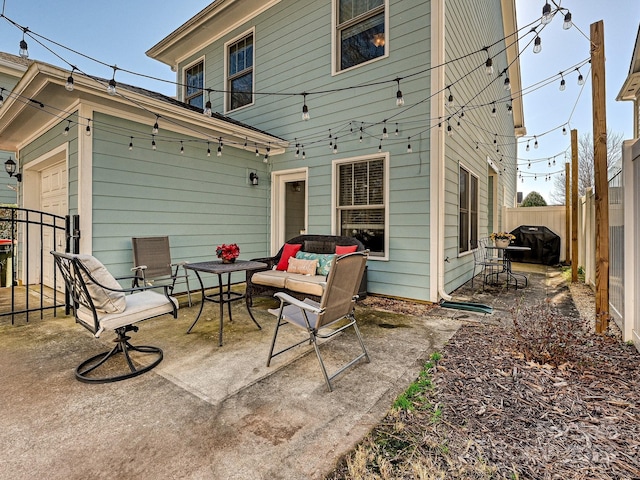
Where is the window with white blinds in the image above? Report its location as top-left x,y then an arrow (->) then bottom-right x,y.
336,157 -> 386,256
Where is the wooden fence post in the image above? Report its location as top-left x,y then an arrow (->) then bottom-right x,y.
591,20 -> 610,333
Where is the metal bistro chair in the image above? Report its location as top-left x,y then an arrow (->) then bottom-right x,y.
131,236 -> 192,307
266,251 -> 370,392
52,251 -> 178,383
471,237 -> 505,289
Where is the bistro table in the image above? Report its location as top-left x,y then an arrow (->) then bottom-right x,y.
485,245 -> 531,289
184,259 -> 267,346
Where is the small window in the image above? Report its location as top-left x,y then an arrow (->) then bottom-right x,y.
184,61 -> 204,109
227,34 -> 254,111
336,0 -> 386,71
336,156 -> 386,257
459,165 -> 478,253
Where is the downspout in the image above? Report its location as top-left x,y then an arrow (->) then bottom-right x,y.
430,0 -> 452,302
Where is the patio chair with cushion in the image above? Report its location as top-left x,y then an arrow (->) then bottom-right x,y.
51,251 -> 178,383
131,236 -> 192,307
266,250 -> 370,392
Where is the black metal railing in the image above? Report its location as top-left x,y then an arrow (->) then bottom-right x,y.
0,207 -> 79,324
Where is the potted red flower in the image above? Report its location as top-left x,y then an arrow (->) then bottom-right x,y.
216,243 -> 240,263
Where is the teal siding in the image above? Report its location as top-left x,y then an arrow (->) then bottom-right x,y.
442,0 -> 518,292
90,112 -> 270,284
20,115 -> 79,217
178,0 -> 435,300
0,71 -> 22,203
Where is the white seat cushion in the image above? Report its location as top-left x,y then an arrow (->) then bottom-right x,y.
77,290 -> 178,333
251,270 -> 291,288
284,275 -> 326,297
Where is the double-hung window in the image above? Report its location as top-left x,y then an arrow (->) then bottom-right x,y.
184,61 -> 204,109
459,165 -> 478,253
227,33 -> 254,111
336,156 -> 387,257
335,0 -> 386,72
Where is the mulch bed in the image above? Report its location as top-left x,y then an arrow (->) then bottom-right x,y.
329,296 -> 640,479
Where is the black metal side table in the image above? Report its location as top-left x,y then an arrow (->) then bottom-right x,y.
184,259 -> 267,346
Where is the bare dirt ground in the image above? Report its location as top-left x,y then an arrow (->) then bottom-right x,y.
327,284 -> 640,479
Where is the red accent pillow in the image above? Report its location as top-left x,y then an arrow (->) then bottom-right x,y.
336,245 -> 358,255
276,243 -> 302,271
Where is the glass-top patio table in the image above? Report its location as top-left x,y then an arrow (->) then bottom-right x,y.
485,245 -> 531,289
184,259 -> 267,346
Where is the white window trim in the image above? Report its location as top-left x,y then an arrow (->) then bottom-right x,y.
224,27 -> 256,113
458,162 -> 479,256
182,56 -> 205,107
331,0 -> 390,76
332,152 -> 389,261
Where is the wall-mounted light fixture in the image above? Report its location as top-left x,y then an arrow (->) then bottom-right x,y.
249,172 -> 259,186
4,158 -> 21,182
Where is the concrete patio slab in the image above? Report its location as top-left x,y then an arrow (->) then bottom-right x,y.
0,292 -> 460,479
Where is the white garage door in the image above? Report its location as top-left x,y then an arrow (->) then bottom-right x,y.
41,161 -> 67,288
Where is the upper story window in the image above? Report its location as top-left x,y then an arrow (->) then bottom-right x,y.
335,155 -> 388,258
184,60 -> 204,109
227,33 -> 254,111
336,0 -> 386,72
459,165 -> 478,254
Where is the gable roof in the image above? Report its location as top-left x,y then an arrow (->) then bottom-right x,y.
146,0 -> 281,68
0,60 -> 285,152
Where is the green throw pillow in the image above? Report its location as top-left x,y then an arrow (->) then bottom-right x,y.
295,251 -> 336,276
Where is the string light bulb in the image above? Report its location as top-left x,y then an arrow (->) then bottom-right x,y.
533,36 -> 542,54
180,141 -> 184,154
446,87 -> 454,107
503,75 -> 511,91
526,140 -> 530,151
85,119 -> 91,136
562,126 -> 567,135
19,29 -> 29,59
507,102 -> 513,115
576,68 -> 585,85
129,137 -> 133,150
491,103 -> 497,117
207,142 -> 211,157
559,74 -> 566,91
382,121 -> 388,139
203,90 -> 212,117
407,137 -> 412,153
65,68 -> 75,92
563,11 -> 573,30
395,78 -> 404,106
0,88 -> 3,108
151,135 -> 156,150
301,93 -> 310,121
485,57 -> 493,75
107,66 -> 117,96
541,1 -> 552,24
217,144 -> 222,157
152,116 -> 159,135
395,123 -> 399,136
534,136 -> 539,149
63,120 -> 71,136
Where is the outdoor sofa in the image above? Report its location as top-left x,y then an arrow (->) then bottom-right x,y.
246,234 -> 367,305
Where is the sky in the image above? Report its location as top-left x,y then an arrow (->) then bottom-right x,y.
0,0 -> 637,205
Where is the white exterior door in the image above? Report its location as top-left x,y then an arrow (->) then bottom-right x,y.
271,169 -> 308,255
40,161 -> 68,287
